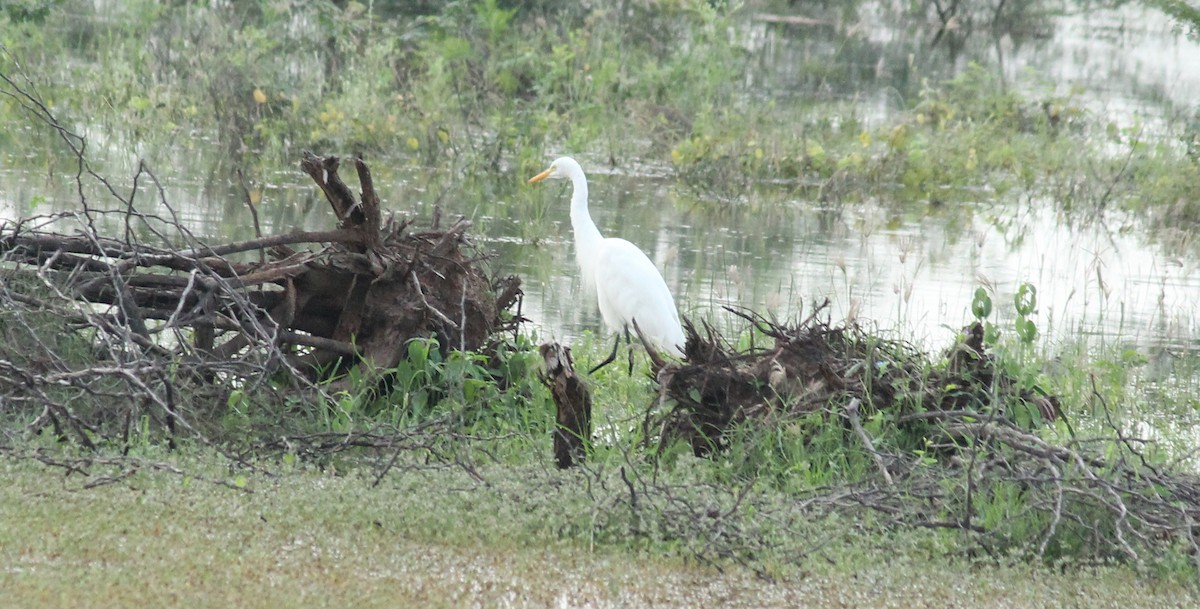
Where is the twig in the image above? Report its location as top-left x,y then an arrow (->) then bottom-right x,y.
844,398 -> 893,485
235,168 -> 265,264
410,270 -> 458,329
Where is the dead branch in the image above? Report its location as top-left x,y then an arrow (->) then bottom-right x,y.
845,397 -> 893,485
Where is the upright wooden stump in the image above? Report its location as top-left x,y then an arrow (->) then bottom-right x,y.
539,343 -> 592,469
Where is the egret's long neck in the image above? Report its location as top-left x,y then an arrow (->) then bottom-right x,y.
567,172 -> 603,289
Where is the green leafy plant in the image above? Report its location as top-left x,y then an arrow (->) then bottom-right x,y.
1012,283 -> 1038,345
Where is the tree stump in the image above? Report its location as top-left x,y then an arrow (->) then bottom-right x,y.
539,342 -> 592,468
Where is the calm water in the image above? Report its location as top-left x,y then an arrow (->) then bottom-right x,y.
2,3 -> 1199,364
512,173 -> 1200,355
517,4 -> 1200,354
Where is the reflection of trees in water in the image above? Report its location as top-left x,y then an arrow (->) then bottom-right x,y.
746,0 -> 1069,105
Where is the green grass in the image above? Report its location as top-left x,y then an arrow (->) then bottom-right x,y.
2,455 -> 1198,608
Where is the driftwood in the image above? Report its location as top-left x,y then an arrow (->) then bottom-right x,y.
0,152 -> 522,398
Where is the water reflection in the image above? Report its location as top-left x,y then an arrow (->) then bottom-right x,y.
748,3 -> 1200,133
510,170 -> 1200,355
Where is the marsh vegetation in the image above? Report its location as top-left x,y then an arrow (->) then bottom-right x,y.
3,0 -> 1200,605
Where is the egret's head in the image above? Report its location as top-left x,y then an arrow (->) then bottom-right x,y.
527,156 -> 582,184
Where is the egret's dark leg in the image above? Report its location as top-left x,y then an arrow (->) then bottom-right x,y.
625,326 -> 636,376
589,332 -> 622,374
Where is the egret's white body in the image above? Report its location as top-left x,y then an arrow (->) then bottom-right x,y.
529,157 -> 685,358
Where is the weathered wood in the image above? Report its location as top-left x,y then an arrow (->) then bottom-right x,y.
299,152 -> 365,232
539,343 -> 592,469
1,228 -> 363,263
494,274 -> 522,316
0,153 -> 520,403
353,156 -> 383,251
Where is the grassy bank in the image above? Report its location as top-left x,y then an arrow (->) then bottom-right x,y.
3,456 -> 1197,609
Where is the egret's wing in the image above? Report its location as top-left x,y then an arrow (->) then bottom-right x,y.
594,238 -> 685,356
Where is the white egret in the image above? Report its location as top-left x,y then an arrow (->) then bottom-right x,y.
528,156 -> 686,373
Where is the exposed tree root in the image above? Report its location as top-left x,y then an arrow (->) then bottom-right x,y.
650,302 -> 1060,456
0,151 -> 523,446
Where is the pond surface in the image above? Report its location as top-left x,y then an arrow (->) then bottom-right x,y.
511,171 -> 1200,357
2,2 -> 1199,365
506,3 -> 1200,358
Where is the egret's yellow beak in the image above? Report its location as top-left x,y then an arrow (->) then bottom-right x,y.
527,167 -> 553,184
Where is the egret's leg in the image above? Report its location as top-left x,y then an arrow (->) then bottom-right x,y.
588,332 -> 622,374
625,326 -> 635,376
